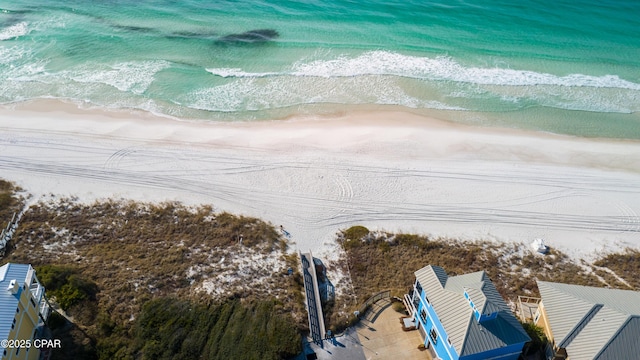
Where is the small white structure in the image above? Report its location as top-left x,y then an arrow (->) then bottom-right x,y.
531,238 -> 549,254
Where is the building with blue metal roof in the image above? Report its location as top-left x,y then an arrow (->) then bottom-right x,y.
407,265 -> 530,360
1,263 -> 50,360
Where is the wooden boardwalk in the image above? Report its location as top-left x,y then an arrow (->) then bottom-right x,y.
300,250 -> 326,346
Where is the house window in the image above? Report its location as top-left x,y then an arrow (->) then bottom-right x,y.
447,338 -> 452,346
413,294 -> 420,310
420,309 -> 427,323
415,281 -> 423,294
430,328 -> 438,344
425,295 -> 430,305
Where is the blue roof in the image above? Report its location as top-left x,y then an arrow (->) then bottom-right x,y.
0,263 -> 33,342
415,265 -> 530,356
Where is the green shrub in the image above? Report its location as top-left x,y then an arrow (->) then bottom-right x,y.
341,226 -> 370,250
36,265 -> 98,311
47,311 -> 67,331
128,297 -> 301,360
392,301 -> 406,313
522,322 -> 547,354
343,226 -> 369,241
37,265 -> 75,290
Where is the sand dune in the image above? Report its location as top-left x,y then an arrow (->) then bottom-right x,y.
2,101 -> 640,259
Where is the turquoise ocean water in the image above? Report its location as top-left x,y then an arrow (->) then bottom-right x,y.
1,0 -> 639,138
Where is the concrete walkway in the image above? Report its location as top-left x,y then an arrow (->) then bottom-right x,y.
299,298 -> 430,360
355,299 -> 430,360
302,327 -> 367,360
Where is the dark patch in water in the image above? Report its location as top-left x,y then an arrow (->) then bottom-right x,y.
114,25 -> 158,33
0,8 -> 32,15
165,30 -> 218,40
216,29 -> 279,45
0,8 -> 30,27
173,30 -> 209,37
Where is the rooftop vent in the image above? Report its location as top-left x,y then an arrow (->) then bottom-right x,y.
6,279 -> 19,295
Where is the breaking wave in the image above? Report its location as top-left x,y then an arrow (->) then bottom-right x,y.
65,61 -> 171,94
0,22 -> 30,41
206,50 -> 640,91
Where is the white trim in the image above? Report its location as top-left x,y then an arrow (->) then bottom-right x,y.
422,306 -> 456,360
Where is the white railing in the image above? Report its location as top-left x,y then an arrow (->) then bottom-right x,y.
403,293 -> 416,315
516,295 -> 541,322
39,299 -> 51,323
1,212 -> 21,257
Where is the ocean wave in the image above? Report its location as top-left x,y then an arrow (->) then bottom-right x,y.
66,61 -> 171,94
185,75 -> 465,112
0,22 -> 30,41
206,68 -> 279,78
206,50 -> 640,91
0,45 -> 31,64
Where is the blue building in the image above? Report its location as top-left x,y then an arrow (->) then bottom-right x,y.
407,265 -> 529,360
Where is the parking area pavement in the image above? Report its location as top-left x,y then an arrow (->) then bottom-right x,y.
299,298 -> 430,360
355,299 -> 431,360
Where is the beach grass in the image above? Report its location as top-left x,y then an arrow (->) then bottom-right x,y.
2,194 -> 306,359
2,178 -> 639,357
326,226 -> 638,332
593,249 -> 640,290
0,179 -> 23,230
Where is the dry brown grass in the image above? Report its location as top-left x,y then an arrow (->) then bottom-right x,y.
593,249 -> 640,290
328,226 -> 633,330
4,198 -> 308,343
0,179 -> 25,231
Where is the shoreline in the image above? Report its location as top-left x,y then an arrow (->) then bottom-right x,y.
2,99 -> 640,259
5,98 -> 640,172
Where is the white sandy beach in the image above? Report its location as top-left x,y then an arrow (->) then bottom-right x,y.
1,100 -> 640,259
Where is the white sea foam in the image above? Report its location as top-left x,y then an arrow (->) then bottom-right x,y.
0,45 -> 47,88
206,68 -> 279,78
0,45 -> 31,64
187,73 -> 464,112
5,61 -> 48,80
206,50 -> 640,91
66,61 -> 171,94
0,22 -> 30,41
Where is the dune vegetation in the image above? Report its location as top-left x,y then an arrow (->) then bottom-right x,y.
1,185 -> 304,360
0,179 -> 23,229
2,179 -> 639,359
325,226 -> 639,332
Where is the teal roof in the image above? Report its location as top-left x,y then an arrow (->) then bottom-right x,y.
415,265 -> 530,356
